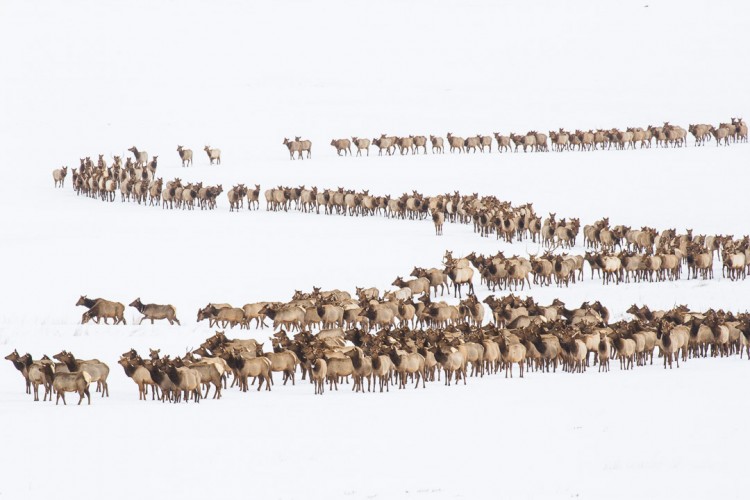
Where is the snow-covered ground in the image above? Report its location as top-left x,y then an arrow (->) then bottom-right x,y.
1,1 -> 749,499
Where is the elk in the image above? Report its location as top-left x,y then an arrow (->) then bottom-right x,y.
351,137 -> 370,156
344,347 -> 373,393
711,126 -> 730,146
118,357 -> 156,400
295,136 -> 312,159
446,133 -> 464,153
656,322 -> 689,369
392,276 -> 431,297
5,350 -> 32,393
264,350 -> 299,385
81,299 -> 126,325
144,361 -> 178,402
493,133 -> 511,153
411,135 -> 428,154
476,134 -> 492,152
226,352 -> 273,392
204,145 -> 221,165
498,335 -> 527,378
176,357 -> 222,399
246,184 -> 261,210
43,364 -> 92,405
325,356 -> 355,391
371,352 -> 394,392
430,135 -> 444,153
613,335 -> 636,370
196,303 -> 232,327
16,354 -> 52,401
283,138 -> 302,159
433,344 -> 467,385
129,298 -> 180,325
598,337 -> 611,372
373,135 -> 394,156
397,136 -> 415,155
53,166 -> 68,188
128,146 -> 148,167
310,355 -> 327,395
560,336 -> 587,373
176,145 -> 193,166
227,184 -> 247,212
410,267 -> 449,297
595,254 -> 622,285
464,136 -> 480,153
165,360 -> 203,403
330,138 -> 352,156
53,351 -> 110,397
388,347 -> 426,389
431,209 -> 445,235
260,304 -> 305,331
361,303 -> 397,330
445,264 -> 474,297
510,133 -> 536,152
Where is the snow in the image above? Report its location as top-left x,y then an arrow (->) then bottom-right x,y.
1,0 -> 749,499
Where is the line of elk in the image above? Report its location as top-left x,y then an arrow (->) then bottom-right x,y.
260,185 -> 749,284
47,118 -> 750,185
323,119 -> 747,158
55,153 -> 745,257
58,164 -> 750,283
11,296 -> 750,402
50,118 -> 749,185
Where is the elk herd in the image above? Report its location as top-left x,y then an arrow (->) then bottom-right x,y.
11,246 -> 750,405
321,119 -> 746,159
33,116 -> 750,407
10,292 -> 750,403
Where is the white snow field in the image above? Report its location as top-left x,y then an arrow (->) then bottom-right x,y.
1,0 -> 750,499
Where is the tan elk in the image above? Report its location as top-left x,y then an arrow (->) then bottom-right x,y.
129,298 -> 180,325
330,138 -> 352,156
204,146 -> 221,165
177,145 -> 193,167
